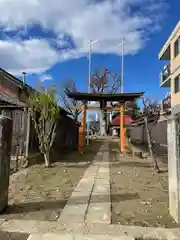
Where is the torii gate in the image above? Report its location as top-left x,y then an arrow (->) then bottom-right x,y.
67,91 -> 144,153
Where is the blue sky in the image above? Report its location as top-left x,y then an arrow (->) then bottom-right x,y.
0,0 -> 179,104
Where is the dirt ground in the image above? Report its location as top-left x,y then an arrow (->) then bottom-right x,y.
0,139 -> 102,222
110,140 -> 180,228
0,231 -> 29,240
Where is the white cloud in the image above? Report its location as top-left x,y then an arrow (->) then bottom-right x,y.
0,38 -> 59,74
0,0 -> 167,74
39,74 -> 53,82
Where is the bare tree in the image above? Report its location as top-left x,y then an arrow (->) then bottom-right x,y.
29,85 -> 60,167
90,68 -> 121,136
142,97 -> 161,173
59,79 -> 82,121
90,68 -> 121,94
90,68 -> 109,93
109,72 -> 121,94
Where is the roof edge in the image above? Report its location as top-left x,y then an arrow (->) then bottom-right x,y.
159,21 -> 180,60
67,91 -> 144,97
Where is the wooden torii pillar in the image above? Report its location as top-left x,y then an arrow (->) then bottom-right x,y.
78,103 -> 86,154
76,103 -> 127,154
120,104 -> 125,153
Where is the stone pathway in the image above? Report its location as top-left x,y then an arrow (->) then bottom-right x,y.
57,142 -> 111,225
1,141 -> 180,239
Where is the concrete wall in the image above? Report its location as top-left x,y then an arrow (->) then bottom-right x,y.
167,118 -> 180,222
130,120 -> 167,146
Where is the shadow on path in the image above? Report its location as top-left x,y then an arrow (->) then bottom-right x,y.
1,192 -> 139,217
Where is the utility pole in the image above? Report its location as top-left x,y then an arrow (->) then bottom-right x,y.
117,37 -> 125,93
117,38 -> 125,152
121,37 -> 124,93
87,39 -> 99,145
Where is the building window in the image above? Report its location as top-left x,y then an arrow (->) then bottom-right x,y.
175,75 -> 180,93
174,37 -> 180,58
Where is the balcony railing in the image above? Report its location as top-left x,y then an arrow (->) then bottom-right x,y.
160,63 -> 171,85
162,95 -> 171,111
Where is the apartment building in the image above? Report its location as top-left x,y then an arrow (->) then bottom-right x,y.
159,21 -> 180,115
159,21 -> 180,223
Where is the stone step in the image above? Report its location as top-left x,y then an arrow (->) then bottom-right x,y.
27,233 -> 134,240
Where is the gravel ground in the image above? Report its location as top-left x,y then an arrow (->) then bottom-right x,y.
110,141 -> 180,228
0,140 -> 102,222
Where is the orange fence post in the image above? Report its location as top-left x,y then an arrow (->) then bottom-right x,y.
120,104 -> 125,153
78,103 -> 86,154
78,124 -> 83,153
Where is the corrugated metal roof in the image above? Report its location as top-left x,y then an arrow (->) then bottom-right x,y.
0,92 -> 26,107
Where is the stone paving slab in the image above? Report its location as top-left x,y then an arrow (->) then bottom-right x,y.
83,165 -> 99,175
93,181 -> 110,194
28,233 -> 134,240
70,189 -> 92,199
89,192 -> 110,203
58,205 -> 87,223
96,171 -> 109,180
98,165 -> 109,172
58,186 -> 93,224
86,203 -> 111,224
73,181 -> 95,193
81,172 -> 98,178
94,178 -> 109,186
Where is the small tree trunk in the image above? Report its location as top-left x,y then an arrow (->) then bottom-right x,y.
144,117 -> 160,173
44,151 -> 50,167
